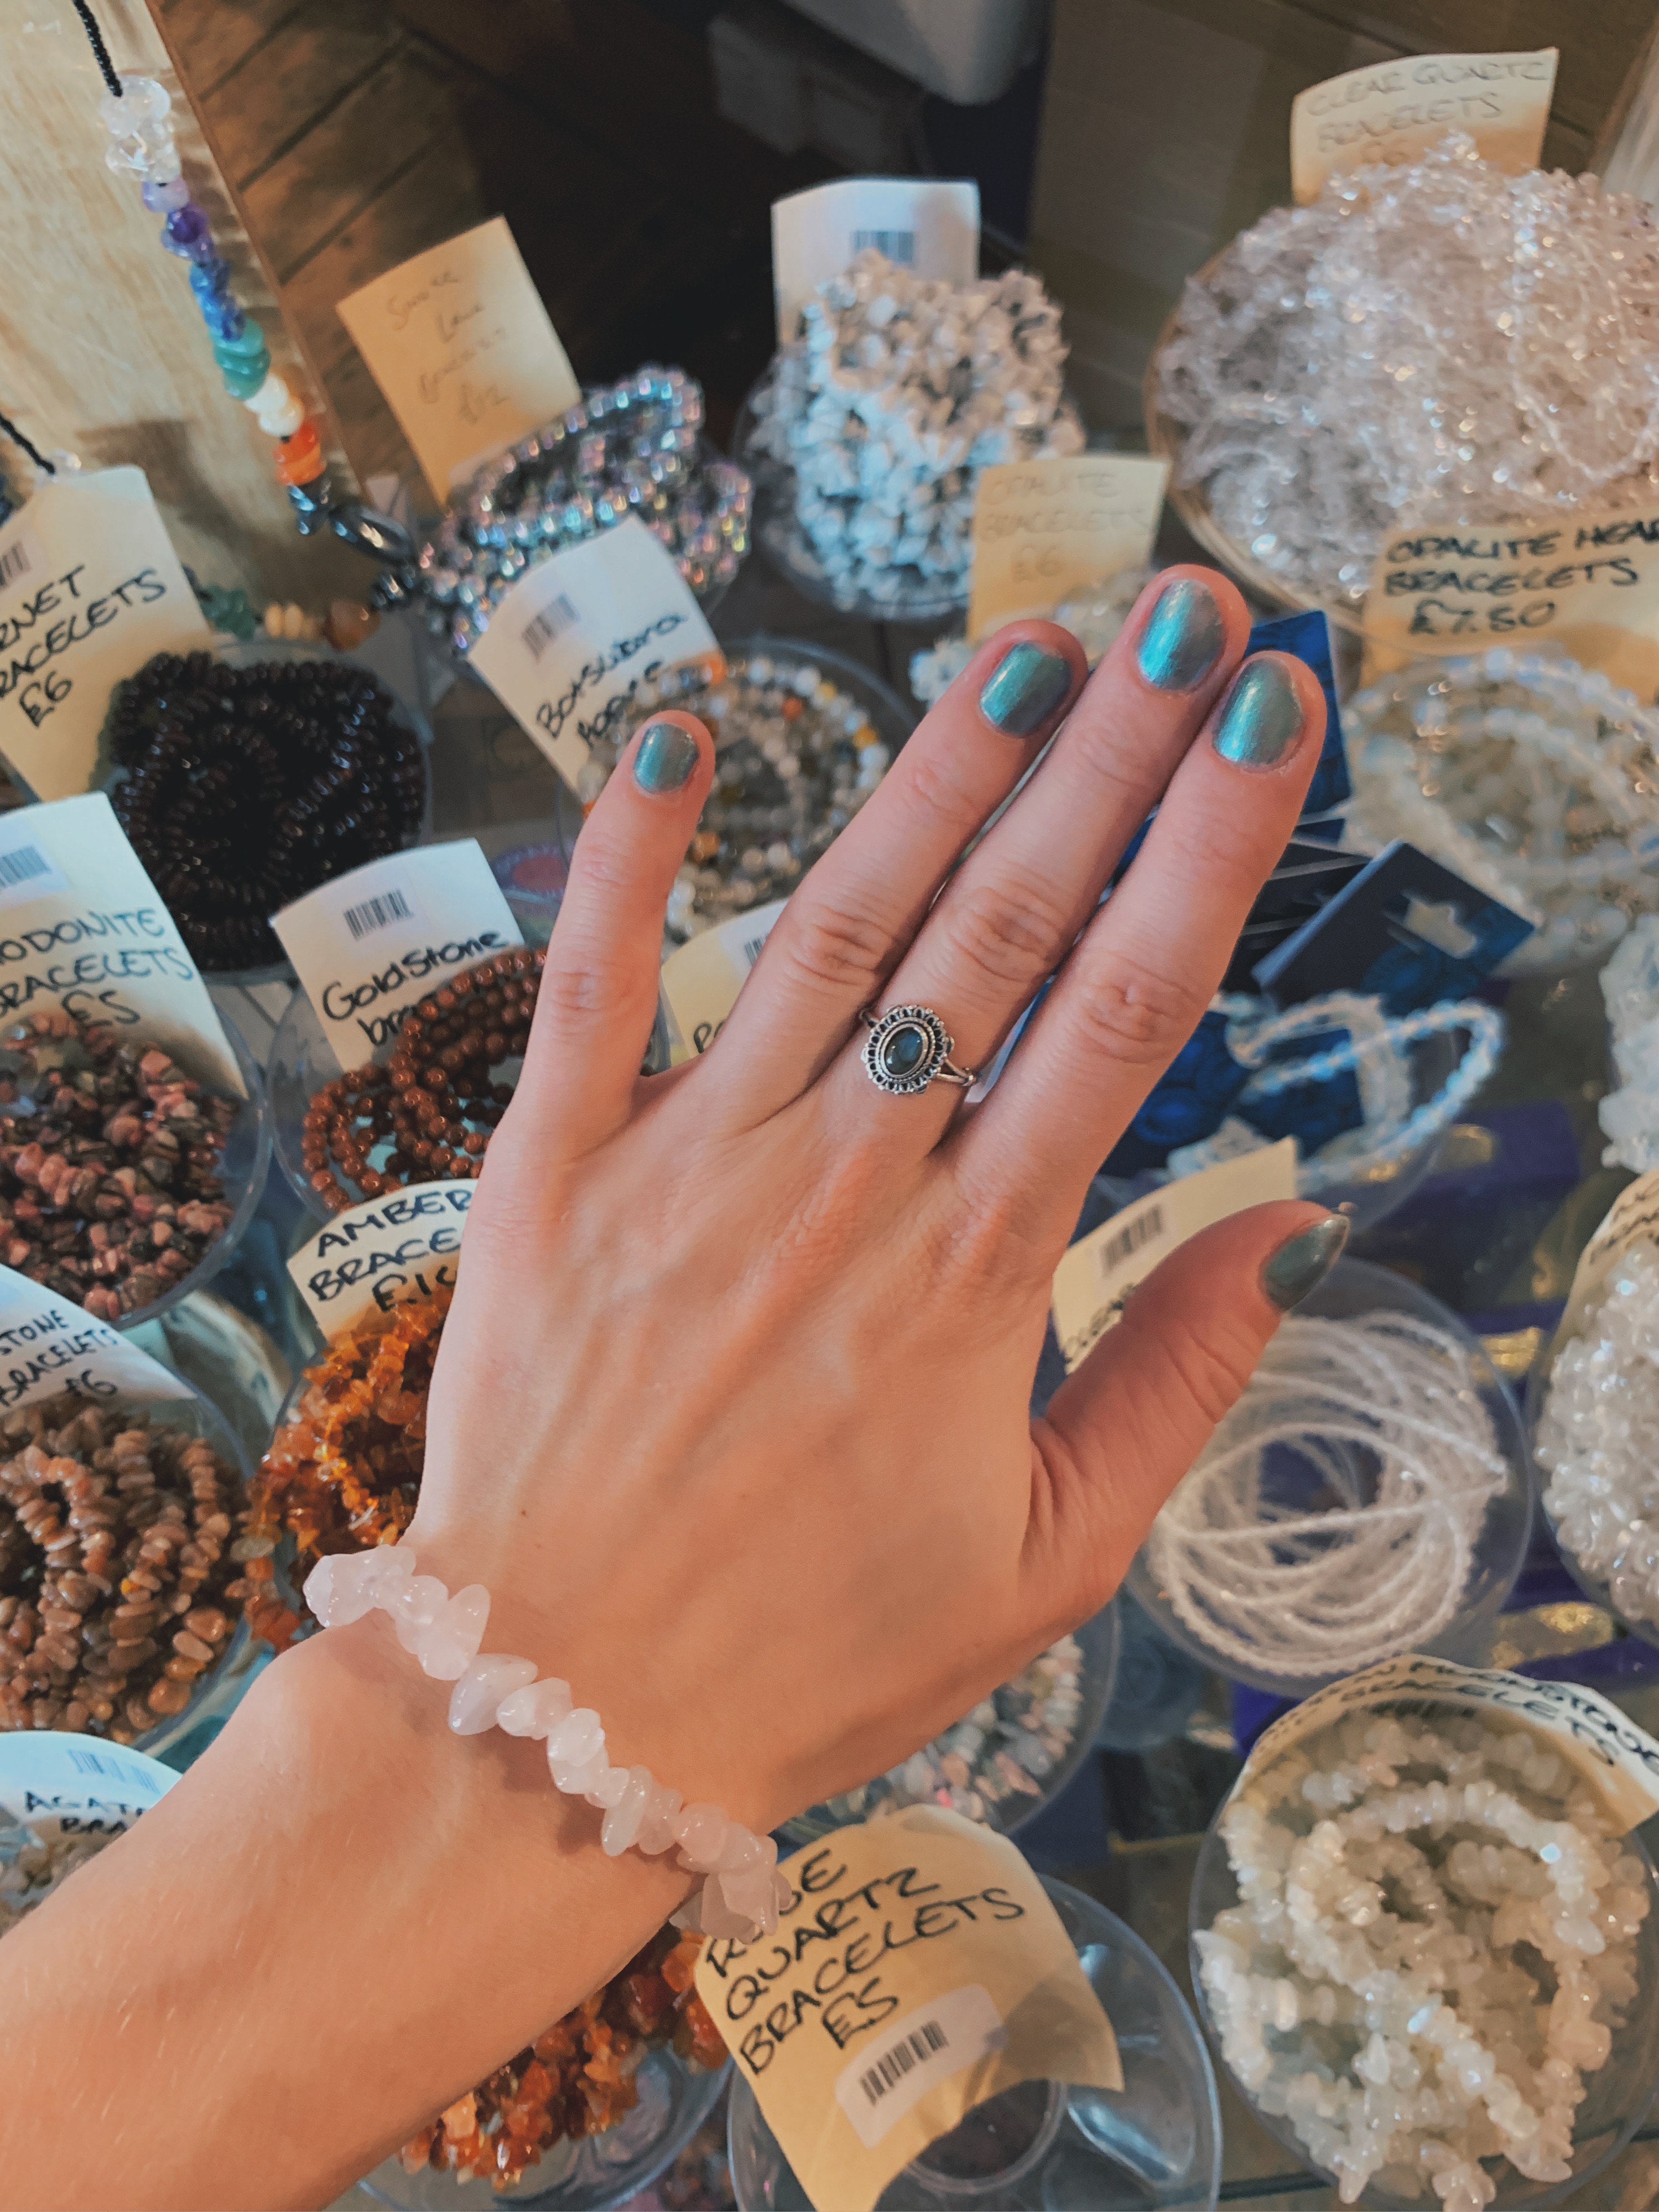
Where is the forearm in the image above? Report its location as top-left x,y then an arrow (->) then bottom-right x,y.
0,1620 -> 692,2211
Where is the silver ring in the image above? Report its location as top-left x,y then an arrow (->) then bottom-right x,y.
859,1004 -> 978,1095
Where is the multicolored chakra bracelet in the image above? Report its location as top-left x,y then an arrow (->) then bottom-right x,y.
303,1544 -> 792,1943
93,66 -> 331,532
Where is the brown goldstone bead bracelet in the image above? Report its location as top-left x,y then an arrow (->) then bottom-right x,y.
300,948 -> 545,1213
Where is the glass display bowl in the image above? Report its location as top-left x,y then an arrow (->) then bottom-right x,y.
0,1371 -> 261,1762
1281,1026 -> 1466,1234
1126,1260 -> 1533,1700
781,1601 -> 1119,1846
729,1873 -> 1222,2210
360,2050 -> 731,2212
1188,1741 -> 1659,2209
97,634 -> 434,991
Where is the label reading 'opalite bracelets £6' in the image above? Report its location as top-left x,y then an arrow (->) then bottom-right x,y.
469,517 -> 720,791
272,839 -> 524,1071
695,1807 -> 1119,2212
966,454 -> 1167,642
288,1182 -> 474,1339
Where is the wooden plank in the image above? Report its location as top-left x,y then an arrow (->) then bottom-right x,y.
2,0 -> 358,604
164,0 -> 300,97
242,45 -> 459,283
201,0 -> 401,189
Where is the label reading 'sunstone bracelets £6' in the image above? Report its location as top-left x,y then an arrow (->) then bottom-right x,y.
272,837 -> 524,1072
1239,1654 -> 1659,1834
288,1182 -> 474,1340
0,1263 -> 194,1416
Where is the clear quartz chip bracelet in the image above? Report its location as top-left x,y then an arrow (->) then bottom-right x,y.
302,1545 -> 792,1942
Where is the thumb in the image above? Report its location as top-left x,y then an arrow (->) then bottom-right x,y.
1028,1203 -> 1348,1623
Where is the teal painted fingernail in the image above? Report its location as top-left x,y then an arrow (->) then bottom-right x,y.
978,641 -> 1073,736
1136,576 -> 1224,691
1262,1215 -> 1348,1311
1212,659 -> 1306,769
633,720 -> 699,793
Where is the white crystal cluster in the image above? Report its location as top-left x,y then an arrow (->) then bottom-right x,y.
305,1545 -> 792,1942
746,249 -> 1083,612
1145,1313 -> 1509,1685
1157,137 -> 1659,607
1197,1708 -> 1651,2209
908,566 -> 1151,705
1350,650 -> 1659,973
1599,920 -> 1659,1172
1537,1237 -> 1659,1631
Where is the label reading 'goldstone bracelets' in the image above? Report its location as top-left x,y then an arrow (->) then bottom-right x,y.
694,1805 -> 1120,2212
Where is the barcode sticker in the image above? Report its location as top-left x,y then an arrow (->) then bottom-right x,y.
342,885 -> 418,942
522,591 -> 579,664
66,1746 -> 123,1779
272,840 -> 525,1070
0,532 -> 34,591
1050,1141 -> 1298,1372
772,178 -> 980,342
658,898 -> 787,1064
0,1725 -> 176,1839
835,1985 -> 1005,2149
0,835 -> 68,907
850,226 -> 915,264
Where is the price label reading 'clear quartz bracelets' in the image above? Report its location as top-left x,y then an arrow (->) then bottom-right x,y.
273,839 -> 524,1070
694,1807 -> 1120,2212
1289,48 -> 1557,204
287,1182 -> 474,1338
468,517 -> 721,790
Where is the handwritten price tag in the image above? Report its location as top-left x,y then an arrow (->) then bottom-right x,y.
772,178 -> 980,345
1360,504 -> 1659,695
0,1732 -> 177,1841
658,900 -> 786,1064
0,794 -> 242,1094
336,217 -> 581,501
288,1183 -> 472,1339
0,1265 -> 193,1417
469,517 -> 720,790
967,455 -> 1166,641
272,839 -> 524,1071
0,469 -> 208,802
1291,48 -> 1557,203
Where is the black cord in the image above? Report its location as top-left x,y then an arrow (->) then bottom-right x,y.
0,412 -> 53,476
69,0 -> 124,100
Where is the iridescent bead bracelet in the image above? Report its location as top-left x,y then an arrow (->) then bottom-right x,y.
303,1546 -> 792,1942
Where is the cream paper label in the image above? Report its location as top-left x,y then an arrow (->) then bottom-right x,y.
1549,1167 -> 1659,1357
1237,1653 -> 1659,1834
694,1807 -> 1119,2212
336,217 -> 581,501
968,455 -> 1166,642
658,899 -> 786,1064
772,178 -> 980,345
272,838 -> 523,1071
1360,504 -> 1659,695
1291,49 -> 1557,204
0,468 -> 209,802
288,1183 -> 472,1339
0,1731 -> 176,1840
1050,1141 -> 1298,1374
468,517 -> 721,792
0,1265 -> 193,1417
0,794 -> 242,1094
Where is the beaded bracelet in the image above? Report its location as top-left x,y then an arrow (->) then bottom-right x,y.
303,1545 -> 791,1943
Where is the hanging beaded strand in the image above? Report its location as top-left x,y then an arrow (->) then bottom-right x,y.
77,1 -> 332,537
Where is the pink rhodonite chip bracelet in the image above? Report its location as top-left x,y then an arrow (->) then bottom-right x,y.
303,1546 -> 792,1941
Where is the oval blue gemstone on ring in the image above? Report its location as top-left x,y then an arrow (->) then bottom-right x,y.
882,1024 -> 929,1078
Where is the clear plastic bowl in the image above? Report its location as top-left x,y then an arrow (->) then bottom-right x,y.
98,634 -> 434,990
0,1371 -> 261,1763
1126,1260 -> 1535,1700
359,2049 -> 731,2212
1188,1739 -> 1659,2209
0,1012 -> 272,1336
729,1872 -> 1222,2210
781,1601 -> 1120,1846
1287,1027 -> 1465,1233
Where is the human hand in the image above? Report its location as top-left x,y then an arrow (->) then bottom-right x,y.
412,566 -> 1337,1837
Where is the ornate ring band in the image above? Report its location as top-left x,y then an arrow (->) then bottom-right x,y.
859,1004 -> 978,1095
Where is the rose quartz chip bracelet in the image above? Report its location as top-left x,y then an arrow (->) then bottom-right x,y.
303,1544 -> 791,1941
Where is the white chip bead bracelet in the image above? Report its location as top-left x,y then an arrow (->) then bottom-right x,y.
302,1545 -> 792,1942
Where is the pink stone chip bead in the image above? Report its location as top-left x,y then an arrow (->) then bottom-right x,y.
448,1654 -> 537,1735
388,1574 -> 449,1652
415,1585 -> 491,1680
496,1678 -> 573,1739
